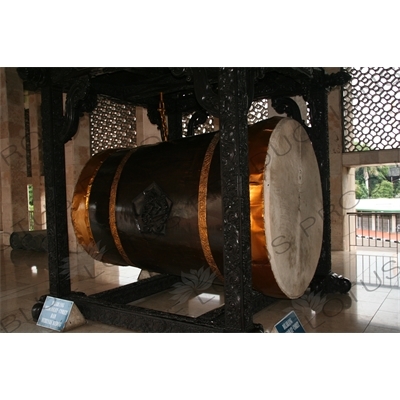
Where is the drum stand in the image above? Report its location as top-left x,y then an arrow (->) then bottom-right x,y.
19,67 -> 351,333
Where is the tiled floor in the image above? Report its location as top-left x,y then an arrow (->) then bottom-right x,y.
1,237 -> 400,333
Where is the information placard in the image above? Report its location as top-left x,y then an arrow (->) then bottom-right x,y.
274,310 -> 305,333
37,296 -> 74,332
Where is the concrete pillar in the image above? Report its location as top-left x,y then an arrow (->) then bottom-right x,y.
345,167 -> 357,248
392,214 -> 396,233
326,67 -> 356,251
0,67 -> 29,246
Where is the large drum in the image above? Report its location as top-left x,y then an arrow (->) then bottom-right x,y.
72,117 -> 323,299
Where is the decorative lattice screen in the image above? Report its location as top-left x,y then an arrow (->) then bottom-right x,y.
343,67 -> 400,152
182,112 -> 216,136
90,96 -> 137,156
181,98 -> 269,137
248,98 -> 269,125
90,97 -> 270,149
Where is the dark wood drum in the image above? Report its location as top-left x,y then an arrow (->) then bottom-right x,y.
71,117 -> 323,299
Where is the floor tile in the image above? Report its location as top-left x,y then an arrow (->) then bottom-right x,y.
347,284 -> 390,304
379,298 -> 400,313
324,295 -> 382,318
1,245 -> 400,333
364,324 -> 400,333
387,288 -> 400,299
369,310 -> 400,330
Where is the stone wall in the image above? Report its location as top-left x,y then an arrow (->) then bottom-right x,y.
0,67 -> 29,246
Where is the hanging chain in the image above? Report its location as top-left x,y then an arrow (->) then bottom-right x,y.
158,92 -> 168,142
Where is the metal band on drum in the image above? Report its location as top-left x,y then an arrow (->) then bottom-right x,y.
198,133 -> 223,282
109,149 -> 136,265
71,149 -> 114,260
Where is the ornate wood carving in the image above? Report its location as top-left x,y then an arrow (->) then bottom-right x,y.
132,182 -> 173,235
271,97 -> 304,125
40,71 -> 71,297
218,68 -> 255,332
187,110 -> 208,136
192,68 -> 220,117
59,76 -> 97,143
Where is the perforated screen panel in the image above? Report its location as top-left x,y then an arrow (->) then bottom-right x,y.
90,98 -> 270,149
248,98 -> 269,125
343,67 -> 400,152
90,96 -> 137,156
182,113 -> 216,136
181,99 -> 269,137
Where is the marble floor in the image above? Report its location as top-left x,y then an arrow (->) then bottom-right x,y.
1,238 -> 400,334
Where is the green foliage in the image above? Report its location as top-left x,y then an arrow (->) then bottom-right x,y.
351,139 -> 371,152
355,164 -> 398,199
370,180 -> 394,198
355,180 -> 369,199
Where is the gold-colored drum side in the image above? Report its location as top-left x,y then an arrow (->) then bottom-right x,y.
197,133 -> 224,281
71,149 -> 114,258
109,149 -> 136,265
248,117 -> 286,298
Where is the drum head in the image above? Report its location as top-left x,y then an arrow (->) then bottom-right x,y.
263,118 -> 323,299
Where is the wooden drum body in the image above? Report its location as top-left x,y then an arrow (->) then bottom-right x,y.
72,117 -> 323,299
